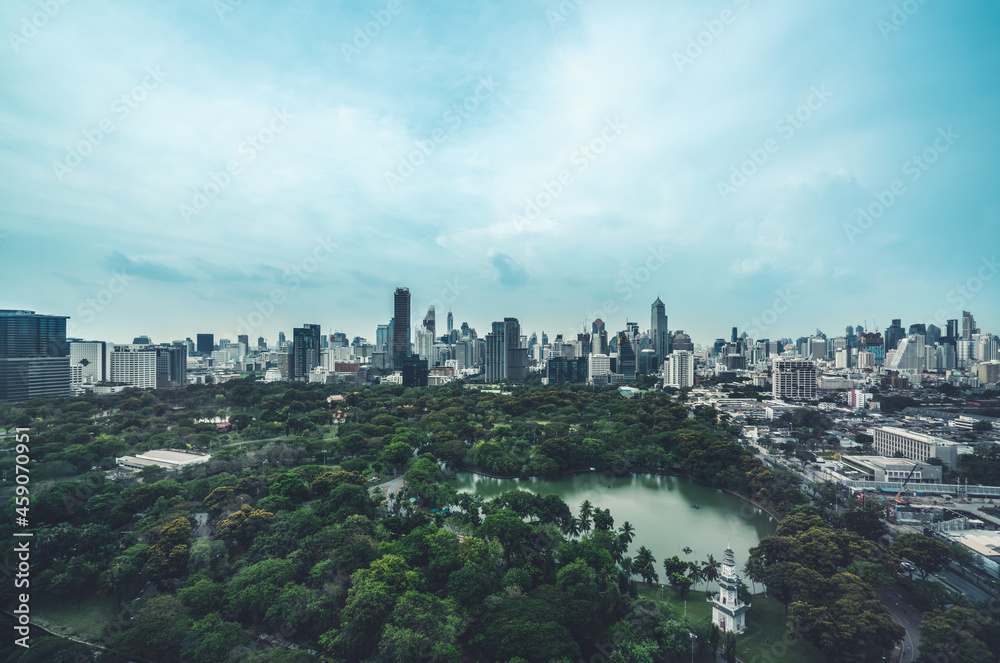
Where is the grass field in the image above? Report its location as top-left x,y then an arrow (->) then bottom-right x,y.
34,593 -> 117,642
638,586 -> 828,663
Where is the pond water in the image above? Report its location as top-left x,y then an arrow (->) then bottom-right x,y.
450,471 -> 776,571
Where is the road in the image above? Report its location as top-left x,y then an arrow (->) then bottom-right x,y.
933,566 -> 994,603
881,588 -> 921,663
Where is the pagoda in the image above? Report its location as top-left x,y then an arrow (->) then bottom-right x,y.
707,543 -> 750,633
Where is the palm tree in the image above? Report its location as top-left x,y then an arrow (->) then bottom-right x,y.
620,556 -> 634,579
563,515 -> 580,538
578,511 -> 592,534
702,554 -> 721,587
634,546 -> 658,586
743,556 -> 765,597
618,521 -> 635,546
687,561 -> 704,591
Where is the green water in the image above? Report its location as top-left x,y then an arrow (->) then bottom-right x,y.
449,471 -> 777,567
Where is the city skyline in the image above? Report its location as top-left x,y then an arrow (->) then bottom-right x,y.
2,1 -> 999,345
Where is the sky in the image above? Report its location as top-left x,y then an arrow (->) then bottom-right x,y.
1,0 -> 998,347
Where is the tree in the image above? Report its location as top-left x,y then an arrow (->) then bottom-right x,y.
669,572 -> 693,599
110,595 -> 192,663
973,420 -> 993,433
919,606 -> 1000,663
723,631 -> 737,663
701,554 -> 721,587
185,611 -> 248,662
618,521 -> 635,547
663,555 -> 686,578
686,561 -> 703,591
891,532 -> 951,579
634,546 -> 658,586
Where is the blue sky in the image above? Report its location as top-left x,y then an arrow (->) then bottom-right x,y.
1,0 -> 998,346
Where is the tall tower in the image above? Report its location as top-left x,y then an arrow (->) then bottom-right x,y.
447,310 -> 454,336
962,311 -> 977,340
393,288 -> 411,369
709,544 -> 750,633
423,305 -> 435,336
650,297 -> 669,368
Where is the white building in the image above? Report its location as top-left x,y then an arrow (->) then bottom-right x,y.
70,340 -> 109,384
708,544 -> 749,633
662,350 -> 694,388
885,335 -> 925,372
110,344 -> 157,390
873,426 -> 959,469
589,354 -> 611,384
772,358 -> 817,401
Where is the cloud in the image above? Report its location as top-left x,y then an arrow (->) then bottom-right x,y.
491,252 -> 528,287
103,251 -> 195,283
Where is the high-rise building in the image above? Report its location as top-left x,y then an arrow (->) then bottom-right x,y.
962,311 -> 978,340
0,310 -> 71,402
885,335 -> 925,372
110,345 -> 157,390
671,331 -> 694,353
447,310 -> 454,336
591,319 -> 608,355
588,353 -> 612,384
485,318 -> 528,383
616,331 -> 636,382
292,324 -> 321,381
772,358 -> 817,401
237,334 -> 249,348
70,340 -> 109,384
376,324 -> 390,353
155,345 -> 187,388
133,335 -> 151,345
257,336 -> 266,350
393,288 -> 411,370
196,334 -> 214,355
278,331 -> 286,348
731,327 -> 738,343
422,305 -> 435,336
946,319 -> 959,343
663,350 -> 694,388
650,297 -> 669,368
885,319 -> 904,353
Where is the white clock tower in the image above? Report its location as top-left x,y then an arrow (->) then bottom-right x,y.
708,543 -> 750,633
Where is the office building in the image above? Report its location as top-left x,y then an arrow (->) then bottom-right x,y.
873,426 -> 959,469
110,344 -> 158,390
650,297 -> 669,368
547,357 -> 589,383
616,331 -> 636,382
196,334 -> 214,355
485,317 -> 528,383
70,340 -> 109,385
885,319 -> 904,353
156,345 -> 187,388
292,324 -> 321,381
963,311 -> 978,340
393,288 -> 411,369
771,358 -> 817,401
422,305 -> 435,336
0,309 -> 71,402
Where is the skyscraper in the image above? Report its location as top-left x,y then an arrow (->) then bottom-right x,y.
946,319 -> 959,343
616,331 -> 636,382
485,317 -> 528,383
422,305 -> 435,337
393,288 -> 411,370
292,324 -> 321,380
0,310 -> 70,402
447,310 -> 454,336
963,311 -> 978,340
885,319 -> 904,352
196,333 -> 214,355
650,297 -> 669,368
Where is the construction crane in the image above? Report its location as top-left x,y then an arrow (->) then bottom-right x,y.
894,464 -> 918,505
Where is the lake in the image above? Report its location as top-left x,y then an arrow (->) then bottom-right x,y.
449,471 -> 777,571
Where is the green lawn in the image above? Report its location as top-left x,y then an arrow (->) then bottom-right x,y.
34,593 -> 117,642
638,586 -> 828,663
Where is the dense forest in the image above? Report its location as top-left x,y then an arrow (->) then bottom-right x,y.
0,379 -> 992,661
